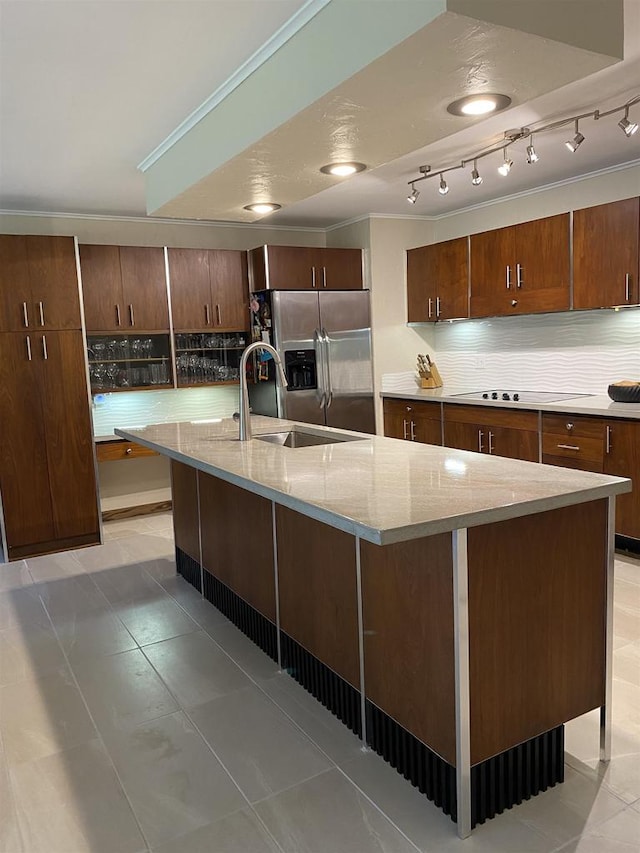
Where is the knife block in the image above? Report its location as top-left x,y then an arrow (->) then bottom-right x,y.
418,362 -> 443,388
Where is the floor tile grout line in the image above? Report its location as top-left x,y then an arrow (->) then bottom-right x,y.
35,595 -> 153,853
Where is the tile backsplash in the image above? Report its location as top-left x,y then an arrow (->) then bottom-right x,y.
431,308 -> 640,394
91,387 -> 240,438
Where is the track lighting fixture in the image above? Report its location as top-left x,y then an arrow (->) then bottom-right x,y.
497,148 -> 513,176
565,119 -> 585,152
404,93 -> 638,202
407,184 -> 419,204
471,160 -> 483,186
618,107 -> 638,137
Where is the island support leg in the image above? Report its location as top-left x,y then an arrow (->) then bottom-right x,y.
272,501 -> 283,670
355,534 -> 369,750
600,496 -> 616,763
453,527 -> 471,839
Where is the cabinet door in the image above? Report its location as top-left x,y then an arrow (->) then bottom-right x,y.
320,248 -> 363,289
0,333 -> 54,549
0,235 -> 32,331
444,419 -> 485,453
168,248 -> 212,330
407,245 -> 436,322
412,410 -> 442,445
486,425 -> 538,462
470,226 -> 514,317
27,236 -> 82,330
574,198 -> 639,309
512,214 -> 570,314
37,331 -> 99,540
209,249 -> 248,329
119,246 -> 169,331
79,244 -> 124,332
604,420 -> 640,539
435,237 -> 469,320
383,400 -> 410,440
265,246 -> 317,289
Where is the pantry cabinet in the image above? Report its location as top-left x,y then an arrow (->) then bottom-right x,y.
168,248 -> 248,331
79,244 -> 169,332
470,214 -> 570,318
0,330 -> 99,559
407,237 -> 468,322
573,198 -> 640,309
443,405 -> 539,462
248,245 -> 363,291
383,399 -> 442,444
0,235 -> 81,332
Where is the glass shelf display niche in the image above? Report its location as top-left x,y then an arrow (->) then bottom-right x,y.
87,334 -> 172,392
175,332 -> 246,387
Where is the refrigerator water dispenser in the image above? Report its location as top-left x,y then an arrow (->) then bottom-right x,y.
284,349 -> 317,390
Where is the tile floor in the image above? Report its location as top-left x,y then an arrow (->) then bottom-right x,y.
0,513 -> 638,852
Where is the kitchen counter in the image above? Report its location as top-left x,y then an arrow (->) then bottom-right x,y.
115,416 -> 629,546
381,384 -> 640,419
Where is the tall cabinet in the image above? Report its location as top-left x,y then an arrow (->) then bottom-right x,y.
0,236 -> 99,560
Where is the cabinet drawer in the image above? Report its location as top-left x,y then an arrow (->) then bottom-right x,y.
542,433 -> 603,465
542,414 -> 605,440
444,403 -> 537,431
383,399 -> 442,421
96,440 -> 158,462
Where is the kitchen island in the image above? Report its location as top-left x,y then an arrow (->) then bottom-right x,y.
116,416 -> 630,838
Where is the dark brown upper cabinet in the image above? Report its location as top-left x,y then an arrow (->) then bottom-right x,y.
168,248 -> 248,331
80,244 -> 169,332
248,245 -> 363,291
573,198 -> 639,309
0,235 -> 81,332
470,213 -> 570,318
407,238 -> 468,322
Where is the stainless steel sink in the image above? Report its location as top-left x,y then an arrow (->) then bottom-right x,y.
254,427 -> 365,449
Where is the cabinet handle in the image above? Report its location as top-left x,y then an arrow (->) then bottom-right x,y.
566,422 -> 574,431
478,430 -> 484,452
311,267 -> 316,289
205,304 -> 211,325
125,447 -> 132,455
436,296 -> 441,318
128,304 -> 135,326
22,302 -> 29,328
402,418 -> 408,440
488,431 -> 494,454
410,420 -> 416,441
115,304 -> 121,326
557,443 -> 580,451
506,265 -> 511,289
428,297 -> 432,319
42,335 -> 48,361
625,273 -> 631,302
216,304 -> 221,325
322,266 -> 327,288
25,335 -> 32,361
516,263 -> 523,289
38,301 -> 45,326
606,425 -> 611,454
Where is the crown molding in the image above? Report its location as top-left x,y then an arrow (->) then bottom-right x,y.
138,0 -> 331,172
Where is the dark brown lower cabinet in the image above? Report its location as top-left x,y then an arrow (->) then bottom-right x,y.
444,404 -> 539,462
383,398 -> 442,444
0,331 -> 99,559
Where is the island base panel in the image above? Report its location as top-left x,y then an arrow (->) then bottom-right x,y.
176,546 -> 202,592
366,700 -> 563,827
170,461 -> 200,564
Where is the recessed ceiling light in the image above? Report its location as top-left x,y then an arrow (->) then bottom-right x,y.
447,93 -> 512,117
319,162 -> 367,176
243,203 -> 281,214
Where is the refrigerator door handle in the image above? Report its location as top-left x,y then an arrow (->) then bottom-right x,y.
321,328 -> 333,408
313,328 -> 327,408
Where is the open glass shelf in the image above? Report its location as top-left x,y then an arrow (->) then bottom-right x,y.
174,332 -> 246,387
87,333 -> 172,392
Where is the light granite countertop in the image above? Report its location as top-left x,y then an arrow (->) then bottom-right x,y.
115,416 -> 629,546
381,385 -> 640,419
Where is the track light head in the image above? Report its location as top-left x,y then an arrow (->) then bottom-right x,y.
471,160 -> 483,186
438,174 -> 449,195
619,107 -> 638,137
565,120 -> 585,152
526,136 -> 539,164
497,148 -> 513,176
407,184 -> 419,204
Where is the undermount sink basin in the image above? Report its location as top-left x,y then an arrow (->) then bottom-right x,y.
254,427 -> 365,449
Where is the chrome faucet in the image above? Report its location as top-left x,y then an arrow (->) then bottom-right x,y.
238,342 -> 288,441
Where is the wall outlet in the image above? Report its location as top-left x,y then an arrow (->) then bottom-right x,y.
474,358 -> 486,369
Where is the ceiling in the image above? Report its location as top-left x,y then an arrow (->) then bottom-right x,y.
1,0 -> 638,230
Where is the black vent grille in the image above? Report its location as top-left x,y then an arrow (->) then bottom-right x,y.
366,700 -> 564,827
202,569 -> 278,661
175,547 -> 202,592
280,632 -> 362,736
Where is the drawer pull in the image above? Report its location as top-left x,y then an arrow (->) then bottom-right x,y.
557,444 -> 580,451
125,447 -> 132,455
606,425 -> 611,454
402,419 -> 408,440
566,422 -> 574,431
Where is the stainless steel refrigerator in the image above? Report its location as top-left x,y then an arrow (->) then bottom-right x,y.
248,290 -> 375,434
